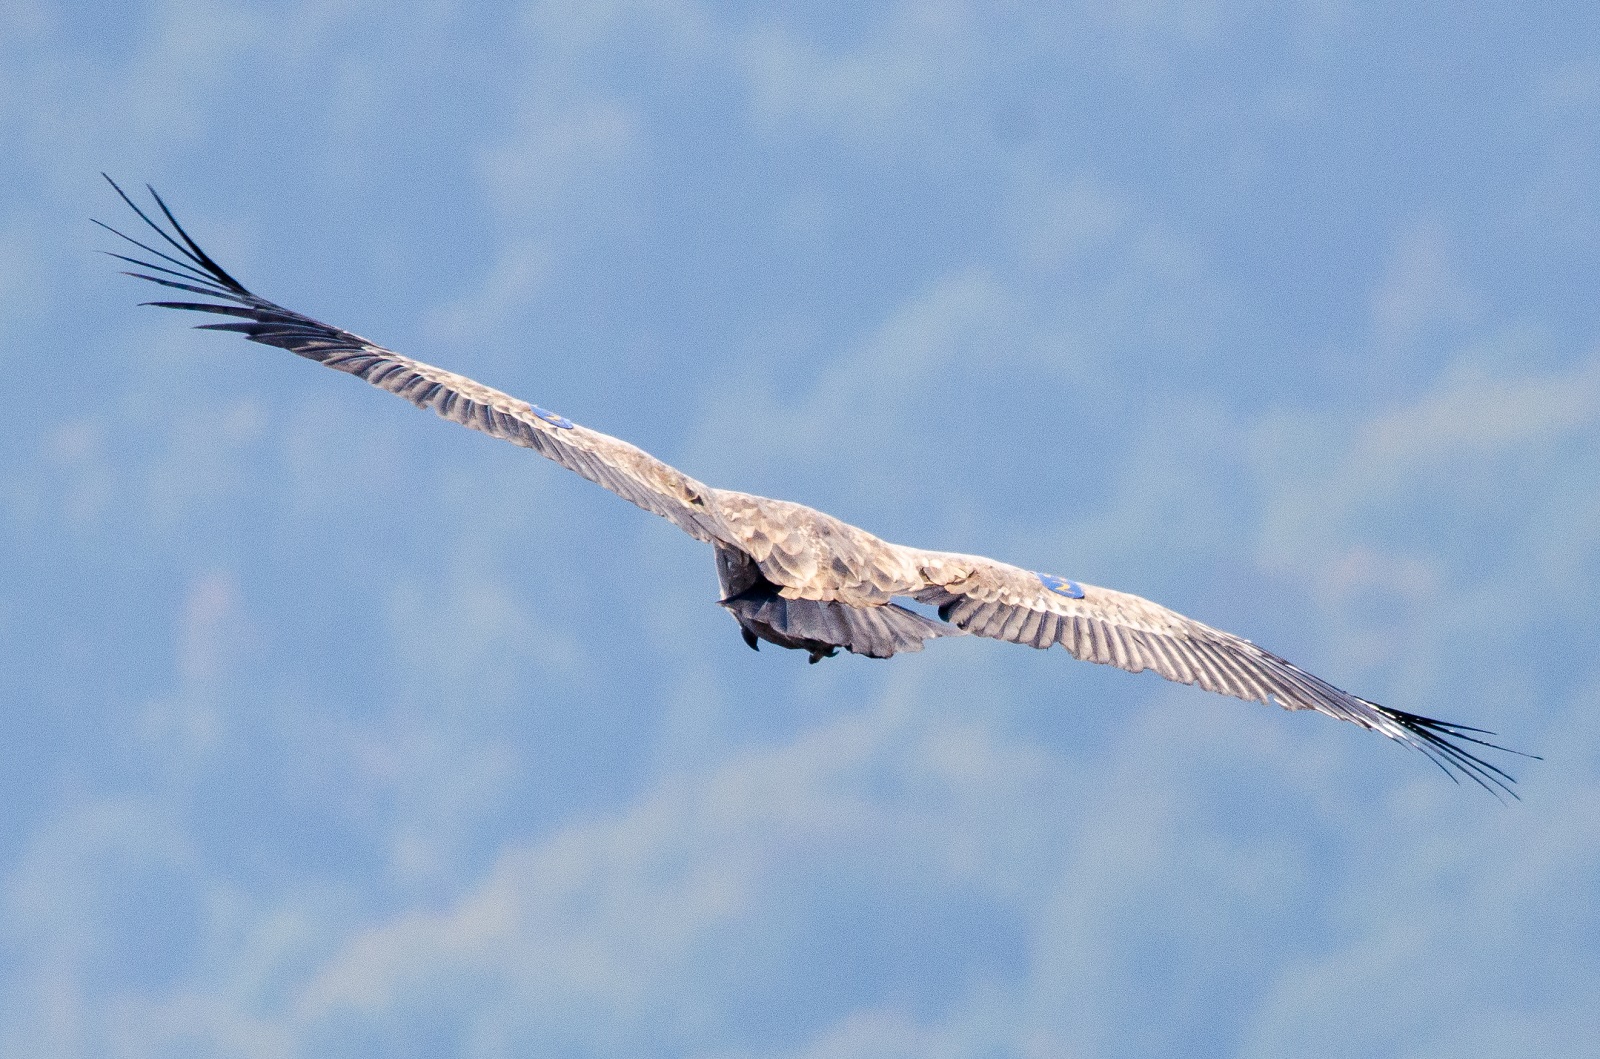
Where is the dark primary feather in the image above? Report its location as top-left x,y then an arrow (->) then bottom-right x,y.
100,177 -> 1534,796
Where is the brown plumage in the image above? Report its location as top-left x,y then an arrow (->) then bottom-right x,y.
99,177 -> 1532,796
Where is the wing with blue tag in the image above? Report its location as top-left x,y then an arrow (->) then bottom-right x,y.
908,548 -> 1526,796
1036,572 -> 1085,599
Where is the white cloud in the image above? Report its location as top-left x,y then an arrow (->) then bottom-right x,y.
282,686 -> 1067,1050
1,801 -> 200,1057
755,1006 -> 961,1059
1237,746 -> 1600,1056
476,99 -> 642,224
137,570 -> 256,777
730,0 -> 1284,155
1370,223 -> 1481,348
737,3 -> 979,151
426,98 -> 640,343
0,1 -> 264,193
137,669 -> 1582,1058
423,236 -> 554,347
1257,351 -> 1600,581
1536,56 -> 1600,109
677,265 -> 1044,542
1003,174 -> 1134,274
1358,356 -> 1600,467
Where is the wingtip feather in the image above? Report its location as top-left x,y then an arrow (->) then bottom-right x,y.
98,177 -> 255,302
1374,704 -> 1530,801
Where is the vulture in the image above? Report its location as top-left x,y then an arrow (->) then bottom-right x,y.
98,177 -> 1529,796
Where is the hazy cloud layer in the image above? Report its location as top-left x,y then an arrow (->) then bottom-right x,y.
3,1 -> 1598,1057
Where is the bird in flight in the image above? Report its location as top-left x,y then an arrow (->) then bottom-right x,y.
98,176 -> 1530,796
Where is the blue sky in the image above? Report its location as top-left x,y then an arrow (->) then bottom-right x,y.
3,0 -> 1599,1055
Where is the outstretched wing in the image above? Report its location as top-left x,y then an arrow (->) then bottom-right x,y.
913,550 -> 1530,796
97,177 -> 729,545
99,178 -> 1530,795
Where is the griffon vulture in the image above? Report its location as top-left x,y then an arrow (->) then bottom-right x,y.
98,177 -> 1528,796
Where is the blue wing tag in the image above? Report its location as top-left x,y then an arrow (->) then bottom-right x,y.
1036,572 -> 1085,599
530,405 -> 575,430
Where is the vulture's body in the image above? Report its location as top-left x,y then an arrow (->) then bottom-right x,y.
99,178 -> 1528,795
